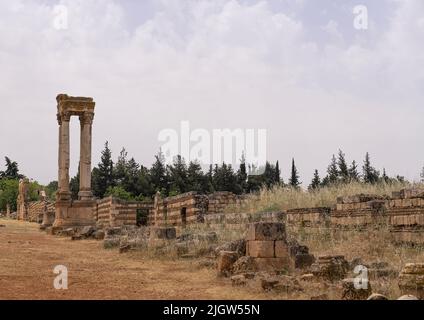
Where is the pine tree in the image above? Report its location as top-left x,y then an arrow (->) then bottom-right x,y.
382,168 -> 390,183
275,161 -> 282,186
362,152 -> 380,184
289,158 -> 301,188
150,150 -> 168,195
263,162 -> 274,189
337,150 -> 349,182
237,153 -> 248,193
92,141 -> 114,198
168,155 -> 188,195
327,154 -> 339,185
309,169 -> 321,191
114,148 -> 128,185
0,157 -> 22,180
187,161 -> 208,193
348,160 -> 360,182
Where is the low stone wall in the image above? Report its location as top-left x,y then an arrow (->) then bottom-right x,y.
286,207 -> 331,227
16,200 -> 55,224
151,191 -> 247,228
95,197 -> 153,228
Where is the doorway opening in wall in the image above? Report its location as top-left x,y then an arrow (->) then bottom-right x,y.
181,207 -> 187,228
136,209 -> 149,226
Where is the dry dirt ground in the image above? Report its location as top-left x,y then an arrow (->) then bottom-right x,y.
0,219 -> 273,300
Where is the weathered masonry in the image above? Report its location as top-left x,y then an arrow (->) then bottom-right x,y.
54,94 -> 96,228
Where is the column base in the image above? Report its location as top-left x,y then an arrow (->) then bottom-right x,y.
53,200 -> 96,228
78,190 -> 94,201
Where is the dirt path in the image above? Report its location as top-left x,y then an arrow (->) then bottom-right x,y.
0,219 -> 267,300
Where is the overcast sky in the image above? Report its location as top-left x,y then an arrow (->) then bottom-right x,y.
0,0 -> 423,185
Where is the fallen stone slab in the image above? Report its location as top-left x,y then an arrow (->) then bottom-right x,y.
341,278 -> 372,300
217,251 -> 239,277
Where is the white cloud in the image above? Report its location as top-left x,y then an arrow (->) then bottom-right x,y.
0,0 -> 423,184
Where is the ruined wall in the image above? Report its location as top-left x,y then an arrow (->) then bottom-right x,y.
150,191 -> 247,228
95,197 -> 154,228
26,201 -> 55,223
388,191 -> 424,245
286,207 -> 331,227
330,194 -> 390,229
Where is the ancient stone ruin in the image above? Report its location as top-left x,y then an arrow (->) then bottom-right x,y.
54,94 -> 96,228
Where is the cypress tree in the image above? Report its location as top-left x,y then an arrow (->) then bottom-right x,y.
327,154 -> 339,185
348,160 -> 360,182
362,152 -> 380,184
275,161 -> 282,186
309,169 -> 321,191
92,141 -> 114,198
289,158 -> 301,188
150,150 -> 168,195
337,150 -> 349,182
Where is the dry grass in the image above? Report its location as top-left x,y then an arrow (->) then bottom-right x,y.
232,181 -> 421,214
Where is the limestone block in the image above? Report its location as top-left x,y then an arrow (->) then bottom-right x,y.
275,240 -> 289,259
247,240 -> 275,258
217,251 -> 239,277
246,222 -> 286,241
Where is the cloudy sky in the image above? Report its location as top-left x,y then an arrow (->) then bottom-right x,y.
0,0 -> 423,185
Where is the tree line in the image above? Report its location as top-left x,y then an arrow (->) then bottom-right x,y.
74,143 -> 414,201
1,147 -> 422,211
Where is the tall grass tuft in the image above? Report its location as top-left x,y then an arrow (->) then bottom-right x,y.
235,181 -> 422,214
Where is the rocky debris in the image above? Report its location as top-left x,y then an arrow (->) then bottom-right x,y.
93,230 -> 105,240
150,227 -> 176,240
196,257 -> 216,269
311,255 -> 349,281
295,253 -> 316,269
217,251 -> 239,277
58,228 -> 75,237
119,244 -> 132,254
287,238 -> 315,269
341,278 -> 372,300
397,295 -> 419,300
300,274 -> 315,282
174,232 -> 218,258
80,226 -> 96,238
178,232 -> 218,243
231,274 -> 248,287
367,293 -> 388,300
215,239 -> 246,257
105,227 -> 123,237
260,275 -> 303,294
398,263 -> 424,299
71,235 -> 83,241
232,256 -> 257,274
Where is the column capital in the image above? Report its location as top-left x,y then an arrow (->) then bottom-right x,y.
57,112 -> 71,125
80,112 -> 94,125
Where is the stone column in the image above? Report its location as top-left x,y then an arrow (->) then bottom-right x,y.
58,113 -> 71,201
78,112 -> 94,200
